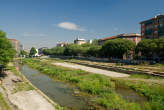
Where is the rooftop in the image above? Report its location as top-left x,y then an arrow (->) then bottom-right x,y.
101,33 -> 141,41
8,39 -> 19,41
140,14 -> 164,24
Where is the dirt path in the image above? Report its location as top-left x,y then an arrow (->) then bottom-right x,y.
53,62 -> 129,78
1,71 -> 55,110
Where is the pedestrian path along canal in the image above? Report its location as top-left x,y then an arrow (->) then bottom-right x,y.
18,64 -> 147,110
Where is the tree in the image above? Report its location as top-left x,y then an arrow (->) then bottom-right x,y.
29,47 -> 37,57
43,48 -> 53,55
92,39 -> 99,45
101,39 -> 136,59
136,39 -> 157,58
51,47 -> 65,56
20,50 -> 27,56
86,45 -> 101,57
0,30 -> 16,66
64,44 -> 84,56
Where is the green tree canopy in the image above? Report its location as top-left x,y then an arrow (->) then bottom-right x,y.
86,45 -> 101,57
64,44 -> 84,56
51,47 -> 65,56
136,38 -> 164,58
20,50 -> 27,56
101,39 -> 136,58
29,47 -> 37,56
0,30 -> 16,66
136,39 -> 158,57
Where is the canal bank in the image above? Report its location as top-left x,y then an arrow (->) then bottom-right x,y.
0,62 -> 65,110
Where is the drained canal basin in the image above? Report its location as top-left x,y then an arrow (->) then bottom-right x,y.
18,64 -> 147,110
19,65 -> 90,110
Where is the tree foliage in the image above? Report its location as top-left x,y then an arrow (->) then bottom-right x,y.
136,38 -> 164,58
29,47 -> 37,56
101,39 -> 136,58
20,50 -> 27,56
0,30 -> 16,66
64,44 -> 84,56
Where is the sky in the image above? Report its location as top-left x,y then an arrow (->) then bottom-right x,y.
0,0 -> 164,49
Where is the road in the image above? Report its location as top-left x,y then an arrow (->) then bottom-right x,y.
53,62 -> 129,78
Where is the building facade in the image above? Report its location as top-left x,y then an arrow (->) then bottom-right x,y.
99,33 -> 142,45
74,38 -> 86,45
8,39 -> 20,53
140,15 -> 164,39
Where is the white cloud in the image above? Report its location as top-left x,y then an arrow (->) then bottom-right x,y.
22,33 -> 47,37
57,22 -> 85,31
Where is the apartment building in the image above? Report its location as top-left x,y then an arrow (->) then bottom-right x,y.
8,39 -> 20,53
140,15 -> 164,39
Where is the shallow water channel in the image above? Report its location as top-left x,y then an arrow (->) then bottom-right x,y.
18,64 -> 147,110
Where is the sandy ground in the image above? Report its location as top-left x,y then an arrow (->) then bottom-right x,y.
53,62 -> 129,78
1,71 -> 55,110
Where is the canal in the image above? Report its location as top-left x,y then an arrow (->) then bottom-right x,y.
18,64 -> 147,110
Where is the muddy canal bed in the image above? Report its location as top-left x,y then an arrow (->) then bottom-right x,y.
18,64 -> 147,110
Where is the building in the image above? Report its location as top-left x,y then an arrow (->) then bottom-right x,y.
140,15 -> 164,39
8,39 -> 21,53
56,42 -> 68,47
99,33 -> 142,45
74,38 -> 86,45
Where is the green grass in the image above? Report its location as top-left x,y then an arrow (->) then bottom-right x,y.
55,105 -> 68,110
7,65 -> 22,77
115,79 -> 164,110
23,58 -> 145,110
13,82 -> 34,93
0,93 -> 11,110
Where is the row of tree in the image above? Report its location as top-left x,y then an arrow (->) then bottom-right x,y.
0,30 -> 16,66
43,38 -> 164,60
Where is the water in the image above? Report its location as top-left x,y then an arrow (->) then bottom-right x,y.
19,65 -> 89,110
18,64 -> 147,110
115,85 -> 147,104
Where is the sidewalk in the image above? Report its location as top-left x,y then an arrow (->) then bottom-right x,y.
1,70 -> 55,110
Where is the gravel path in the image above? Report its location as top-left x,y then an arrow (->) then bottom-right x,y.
53,62 -> 129,78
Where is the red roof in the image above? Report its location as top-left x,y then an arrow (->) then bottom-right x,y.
101,33 -> 141,41
101,36 -> 117,41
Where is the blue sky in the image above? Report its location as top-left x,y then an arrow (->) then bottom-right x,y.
0,0 -> 164,49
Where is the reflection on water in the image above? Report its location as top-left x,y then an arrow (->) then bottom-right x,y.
115,85 -> 147,104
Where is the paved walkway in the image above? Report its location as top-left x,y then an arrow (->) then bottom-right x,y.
9,90 -> 55,110
53,62 -> 129,78
2,71 -> 55,110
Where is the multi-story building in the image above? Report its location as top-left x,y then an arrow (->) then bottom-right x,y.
99,33 -> 142,45
140,15 -> 164,39
8,39 -> 20,53
74,38 -> 86,45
